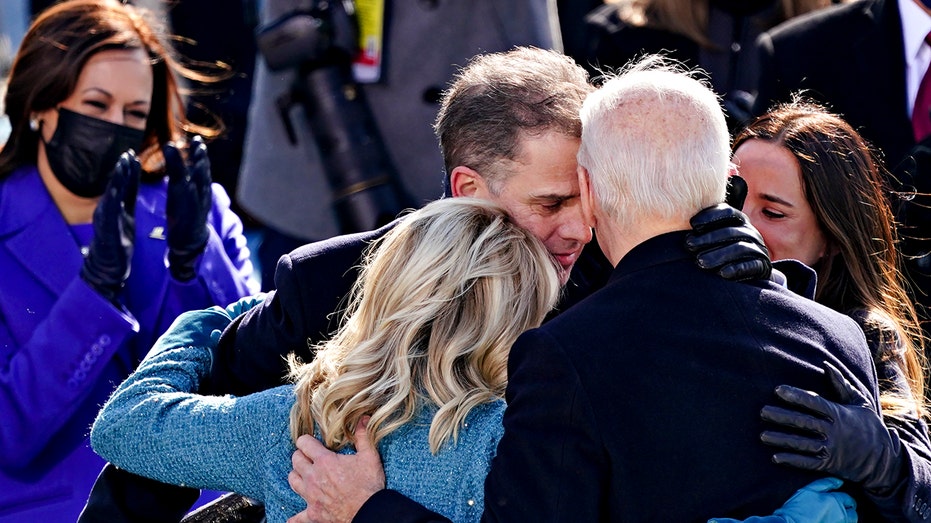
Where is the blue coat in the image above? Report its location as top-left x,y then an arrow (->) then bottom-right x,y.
0,165 -> 259,522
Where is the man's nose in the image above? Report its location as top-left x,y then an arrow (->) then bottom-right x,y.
560,206 -> 593,245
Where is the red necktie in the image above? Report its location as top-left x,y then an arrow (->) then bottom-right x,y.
913,32 -> 931,142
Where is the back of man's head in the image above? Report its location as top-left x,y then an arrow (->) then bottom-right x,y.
436,46 -> 593,191
578,55 -> 729,229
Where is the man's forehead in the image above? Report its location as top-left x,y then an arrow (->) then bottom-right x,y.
482,130 -> 580,198
514,130 -> 580,155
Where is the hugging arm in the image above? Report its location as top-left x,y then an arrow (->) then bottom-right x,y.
687,203 -> 772,283
708,477 -> 857,523
90,300 -> 282,498
761,360 -> 931,521
79,296 -> 266,523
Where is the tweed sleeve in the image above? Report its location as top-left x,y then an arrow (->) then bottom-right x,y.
91,306 -> 293,500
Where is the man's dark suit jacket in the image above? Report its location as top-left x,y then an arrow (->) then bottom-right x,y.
356,231 -> 881,521
754,0 -> 913,170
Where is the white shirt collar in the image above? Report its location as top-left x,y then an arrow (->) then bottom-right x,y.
901,0 -> 931,64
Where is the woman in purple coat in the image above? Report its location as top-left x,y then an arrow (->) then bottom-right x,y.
0,1 -> 259,521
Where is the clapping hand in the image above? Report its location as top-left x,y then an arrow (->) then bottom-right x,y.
164,135 -> 212,282
81,151 -> 140,304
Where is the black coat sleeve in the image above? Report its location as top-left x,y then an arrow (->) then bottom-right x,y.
353,490 -> 451,523
352,328 -> 603,523
207,222 -> 395,396
77,463 -> 200,523
877,415 -> 931,522
849,310 -> 931,521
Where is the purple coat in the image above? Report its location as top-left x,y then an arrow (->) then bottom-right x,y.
0,165 -> 259,522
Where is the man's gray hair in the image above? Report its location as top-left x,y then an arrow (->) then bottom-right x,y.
578,55 -> 729,228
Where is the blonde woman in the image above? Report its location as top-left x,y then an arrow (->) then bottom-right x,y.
89,197 -> 561,523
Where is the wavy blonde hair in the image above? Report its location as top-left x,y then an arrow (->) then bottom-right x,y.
289,198 -> 561,453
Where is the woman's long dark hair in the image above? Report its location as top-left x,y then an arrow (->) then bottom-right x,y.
735,100 -> 927,416
0,0 -> 222,180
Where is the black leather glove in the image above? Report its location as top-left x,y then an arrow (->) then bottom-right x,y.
724,173 -> 748,210
81,152 -> 140,305
165,135 -> 212,282
760,361 -> 907,495
686,203 -> 772,282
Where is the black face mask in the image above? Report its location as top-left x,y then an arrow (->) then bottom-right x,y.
43,108 -> 145,198
709,0 -> 776,16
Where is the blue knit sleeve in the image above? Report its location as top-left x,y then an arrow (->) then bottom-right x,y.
90,306 -> 294,501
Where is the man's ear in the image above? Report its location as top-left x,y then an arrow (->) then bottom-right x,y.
449,166 -> 492,198
578,165 -> 596,228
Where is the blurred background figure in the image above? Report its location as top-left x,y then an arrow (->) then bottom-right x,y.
733,101 -> 931,520
0,0 -> 29,145
237,0 -> 562,290
0,1 -> 258,520
160,0 -> 258,221
579,0 -> 844,131
557,0 -> 603,63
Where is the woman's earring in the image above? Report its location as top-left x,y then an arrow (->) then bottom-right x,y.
29,118 -> 40,132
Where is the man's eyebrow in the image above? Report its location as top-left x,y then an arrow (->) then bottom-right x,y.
529,193 -> 576,202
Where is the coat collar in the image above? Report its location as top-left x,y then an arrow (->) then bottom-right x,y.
609,230 -> 692,283
0,166 -> 85,293
608,230 -> 817,297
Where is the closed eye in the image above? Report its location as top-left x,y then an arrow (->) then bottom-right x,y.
127,109 -> 149,120
535,196 -> 574,213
